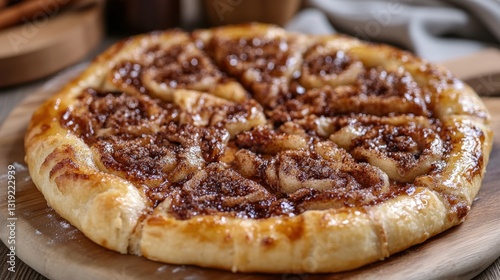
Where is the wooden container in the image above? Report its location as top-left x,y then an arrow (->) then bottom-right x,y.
204,0 -> 301,26
105,0 -> 181,34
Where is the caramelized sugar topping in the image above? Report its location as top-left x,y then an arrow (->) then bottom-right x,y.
59,30 -> 463,220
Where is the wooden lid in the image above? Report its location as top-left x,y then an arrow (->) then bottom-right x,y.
0,4 -> 103,87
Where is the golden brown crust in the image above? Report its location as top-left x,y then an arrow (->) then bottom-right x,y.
25,23 -> 493,273
137,186 -> 450,273
25,56 -> 149,253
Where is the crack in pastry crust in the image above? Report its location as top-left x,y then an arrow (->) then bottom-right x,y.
25,23 -> 493,273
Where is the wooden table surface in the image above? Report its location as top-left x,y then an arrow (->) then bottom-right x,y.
1,50 -> 500,280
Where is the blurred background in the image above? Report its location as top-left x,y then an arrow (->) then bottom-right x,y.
108,0 -> 500,63
0,0 -> 498,88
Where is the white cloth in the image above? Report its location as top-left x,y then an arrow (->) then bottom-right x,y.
286,0 -> 500,62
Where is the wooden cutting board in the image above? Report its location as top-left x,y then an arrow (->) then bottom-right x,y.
0,67 -> 499,280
